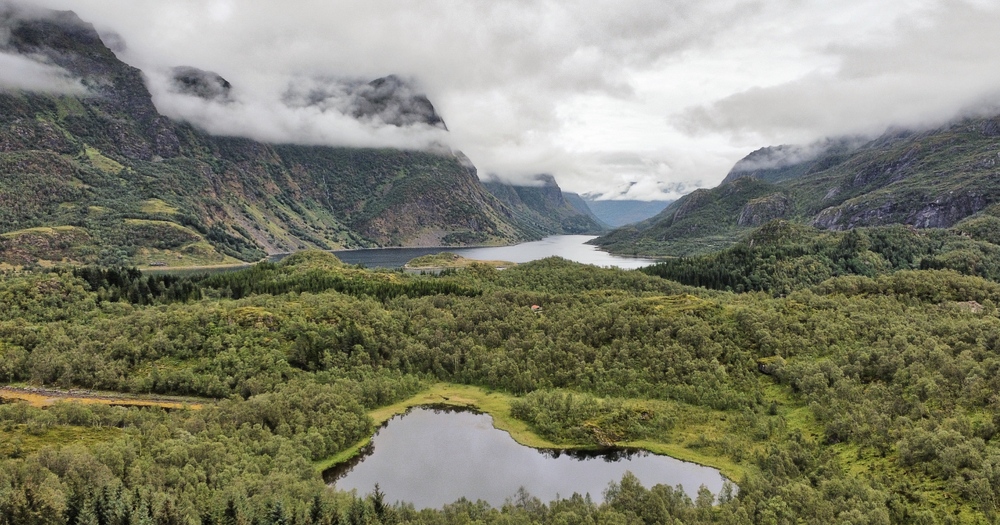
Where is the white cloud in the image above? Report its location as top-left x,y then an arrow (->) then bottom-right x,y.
22,0 -> 1000,199
0,51 -> 86,93
680,1 -> 1000,143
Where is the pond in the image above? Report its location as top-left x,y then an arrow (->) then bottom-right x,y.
326,235 -> 658,269
325,407 -> 729,509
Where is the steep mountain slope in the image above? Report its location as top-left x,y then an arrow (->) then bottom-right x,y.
592,178 -> 785,255
579,197 -> 672,227
594,116 -> 1000,256
483,175 -> 606,236
0,8 -> 534,267
562,192 -> 609,229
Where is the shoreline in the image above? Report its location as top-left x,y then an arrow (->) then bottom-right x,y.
270,234 -> 598,258
314,383 -> 746,484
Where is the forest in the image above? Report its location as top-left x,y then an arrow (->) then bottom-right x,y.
2,228 -> 1000,524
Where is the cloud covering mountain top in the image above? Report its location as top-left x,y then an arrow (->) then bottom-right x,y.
18,0 -> 1000,200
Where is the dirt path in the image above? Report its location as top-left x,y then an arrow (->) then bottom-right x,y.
0,386 -> 207,410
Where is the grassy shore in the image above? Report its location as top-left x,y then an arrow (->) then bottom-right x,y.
314,383 -> 748,482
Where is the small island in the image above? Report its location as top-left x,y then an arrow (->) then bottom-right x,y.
404,252 -> 515,273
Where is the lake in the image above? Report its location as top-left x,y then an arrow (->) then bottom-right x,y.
328,235 -> 658,269
325,407 -> 729,509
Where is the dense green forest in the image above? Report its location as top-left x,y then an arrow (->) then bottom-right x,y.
643,220 -> 1000,295
2,234 -> 1000,523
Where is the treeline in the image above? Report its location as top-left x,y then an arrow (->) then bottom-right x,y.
62,254 -> 481,308
0,379 -> 380,525
643,221 -> 1000,294
72,266 -> 202,305
197,262 -> 481,302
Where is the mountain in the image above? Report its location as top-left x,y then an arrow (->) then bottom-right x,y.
483,174 -> 607,237
579,197 -> 672,227
593,116 -> 1000,256
0,7 -> 541,267
562,192 -> 609,229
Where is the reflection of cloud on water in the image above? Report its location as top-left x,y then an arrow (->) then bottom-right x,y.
331,407 -> 729,508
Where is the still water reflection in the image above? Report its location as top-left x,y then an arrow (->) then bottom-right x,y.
326,407 -> 728,509
329,235 -> 658,269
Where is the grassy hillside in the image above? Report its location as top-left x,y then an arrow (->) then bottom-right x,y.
594,116 -> 1000,256
593,178 -> 786,256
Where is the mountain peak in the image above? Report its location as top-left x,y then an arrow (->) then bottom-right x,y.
350,75 -> 447,130
170,66 -> 233,102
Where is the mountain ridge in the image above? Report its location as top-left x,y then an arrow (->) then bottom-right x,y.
0,7 -> 551,267
593,115 -> 1000,256
483,174 -> 607,237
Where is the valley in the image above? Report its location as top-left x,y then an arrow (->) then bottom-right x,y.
2,4 -> 1000,525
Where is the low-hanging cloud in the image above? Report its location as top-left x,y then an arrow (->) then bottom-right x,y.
27,0 -> 762,198
0,2 -> 87,94
729,136 -> 871,174
0,51 -> 86,93
146,69 -> 451,150
21,0 -> 1000,199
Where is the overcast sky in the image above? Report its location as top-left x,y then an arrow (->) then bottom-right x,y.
25,0 -> 1000,200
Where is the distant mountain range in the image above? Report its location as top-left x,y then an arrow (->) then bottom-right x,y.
0,7 -> 596,267
593,115 -> 1000,256
577,198 -> 672,228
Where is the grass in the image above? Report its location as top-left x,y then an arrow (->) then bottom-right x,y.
0,424 -> 121,458
1,225 -> 84,238
0,386 -> 207,410
405,253 -> 515,270
140,198 -> 180,215
84,145 -> 124,174
132,243 -> 243,269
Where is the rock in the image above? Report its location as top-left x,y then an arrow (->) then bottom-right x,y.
350,75 -> 447,129
737,193 -> 790,227
170,66 -> 233,102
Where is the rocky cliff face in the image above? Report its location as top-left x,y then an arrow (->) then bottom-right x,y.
483,175 -> 606,236
170,66 -> 233,102
0,7 -> 537,266
738,193 -> 790,227
283,74 -> 448,130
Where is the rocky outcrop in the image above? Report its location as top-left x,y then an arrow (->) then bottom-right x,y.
351,75 -> 447,130
283,74 -> 448,130
170,66 -> 233,102
484,175 -> 606,235
815,191 -> 992,230
738,193 -> 790,227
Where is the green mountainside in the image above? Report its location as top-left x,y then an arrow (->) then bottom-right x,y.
483,174 -> 607,237
593,118 -> 1000,256
0,9 -> 537,268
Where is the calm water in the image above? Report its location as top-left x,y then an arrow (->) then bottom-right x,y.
325,408 -> 728,509
328,235 -> 658,269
